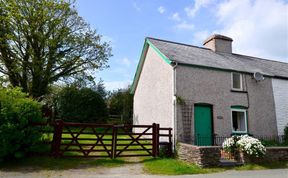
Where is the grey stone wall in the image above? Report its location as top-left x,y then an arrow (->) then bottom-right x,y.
178,142 -> 221,167
241,147 -> 288,163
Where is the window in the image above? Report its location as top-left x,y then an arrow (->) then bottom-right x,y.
231,109 -> 247,133
231,73 -> 242,90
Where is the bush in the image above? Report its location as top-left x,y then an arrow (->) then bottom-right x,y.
222,135 -> 240,153
223,135 -> 266,157
108,88 -> 133,124
236,135 -> 266,157
55,86 -> 108,123
0,87 -> 44,160
284,125 -> 288,144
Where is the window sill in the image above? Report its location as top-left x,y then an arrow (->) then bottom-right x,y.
230,89 -> 247,93
231,132 -> 248,135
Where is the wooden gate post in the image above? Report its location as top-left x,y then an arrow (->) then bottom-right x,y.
152,123 -> 160,157
51,119 -> 64,157
152,123 -> 156,157
156,124 -> 160,157
168,128 -> 172,156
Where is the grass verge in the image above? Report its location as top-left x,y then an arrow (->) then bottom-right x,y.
142,158 -> 225,175
142,158 -> 288,175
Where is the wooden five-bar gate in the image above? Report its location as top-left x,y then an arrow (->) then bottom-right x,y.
44,120 -> 172,158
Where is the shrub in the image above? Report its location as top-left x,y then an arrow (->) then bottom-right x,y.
222,135 -> 266,157
0,87 -> 44,160
284,125 -> 288,144
55,86 -> 108,123
108,88 -> 133,124
236,135 -> 266,157
222,135 -> 240,153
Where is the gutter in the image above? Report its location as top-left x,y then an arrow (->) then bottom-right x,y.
171,61 -> 178,151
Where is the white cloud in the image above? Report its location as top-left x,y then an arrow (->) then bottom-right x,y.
132,2 -> 141,11
185,0 -> 214,18
171,13 -> 181,21
158,6 -> 166,14
120,57 -> 131,67
215,0 -> 288,61
105,81 -> 131,91
176,21 -> 195,31
170,12 -> 194,31
192,30 -> 210,44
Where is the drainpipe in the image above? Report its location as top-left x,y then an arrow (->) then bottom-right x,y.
171,61 -> 178,151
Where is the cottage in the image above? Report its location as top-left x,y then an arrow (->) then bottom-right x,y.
131,34 -> 288,146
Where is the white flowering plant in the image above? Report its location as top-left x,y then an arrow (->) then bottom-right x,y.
222,135 -> 266,157
222,135 -> 240,153
236,135 -> 266,157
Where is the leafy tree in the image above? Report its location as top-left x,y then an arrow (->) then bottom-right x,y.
108,87 -> 133,124
55,86 -> 108,123
93,79 -> 107,99
0,0 -> 111,98
0,87 -> 44,160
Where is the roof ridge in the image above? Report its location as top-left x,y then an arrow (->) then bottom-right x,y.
147,37 -> 288,65
146,37 -> 211,51
231,53 -> 288,65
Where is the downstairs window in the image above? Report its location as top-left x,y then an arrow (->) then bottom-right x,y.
231,108 -> 247,133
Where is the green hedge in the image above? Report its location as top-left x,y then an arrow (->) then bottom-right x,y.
55,86 -> 108,123
0,87 -> 44,160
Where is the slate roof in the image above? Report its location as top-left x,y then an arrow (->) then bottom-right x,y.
148,37 -> 288,79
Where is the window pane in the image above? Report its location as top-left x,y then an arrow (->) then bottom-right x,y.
232,111 -> 238,131
232,111 -> 246,132
233,73 -> 241,89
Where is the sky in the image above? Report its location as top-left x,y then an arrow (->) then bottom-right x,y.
75,0 -> 288,91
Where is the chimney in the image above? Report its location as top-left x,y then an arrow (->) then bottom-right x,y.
203,34 -> 233,53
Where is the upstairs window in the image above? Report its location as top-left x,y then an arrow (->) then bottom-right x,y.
231,109 -> 247,133
232,73 -> 242,90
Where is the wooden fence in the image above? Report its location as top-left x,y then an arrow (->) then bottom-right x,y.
34,120 -> 172,158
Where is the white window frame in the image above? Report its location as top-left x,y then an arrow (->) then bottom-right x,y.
231,108 -> 247,133
231,72 -> 243,91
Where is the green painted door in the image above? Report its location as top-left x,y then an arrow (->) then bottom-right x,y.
194,105 -> 213,146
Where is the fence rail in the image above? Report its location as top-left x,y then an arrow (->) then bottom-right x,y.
191,135 -> 285,146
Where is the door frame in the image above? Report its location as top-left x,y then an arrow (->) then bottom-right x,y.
194,103 -> 214,146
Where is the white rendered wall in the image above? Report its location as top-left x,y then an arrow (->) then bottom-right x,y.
133,46 -> 173,129
272,79 -> 288,135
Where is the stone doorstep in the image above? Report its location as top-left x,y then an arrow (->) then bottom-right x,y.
219,159 -> 243,167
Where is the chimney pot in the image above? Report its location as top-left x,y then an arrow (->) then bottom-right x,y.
203,34 -> 233,53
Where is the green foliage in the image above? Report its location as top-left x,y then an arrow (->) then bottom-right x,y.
55,86 -> 108,123
143,158 -> 224,175
261,139 -> 288,147
284,125 -> 288,144
93,79 -> 108,99
176,96 -> 185,105
108,88 -> 133,124
0,0 -> 111,98
0,87 -> 44,160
